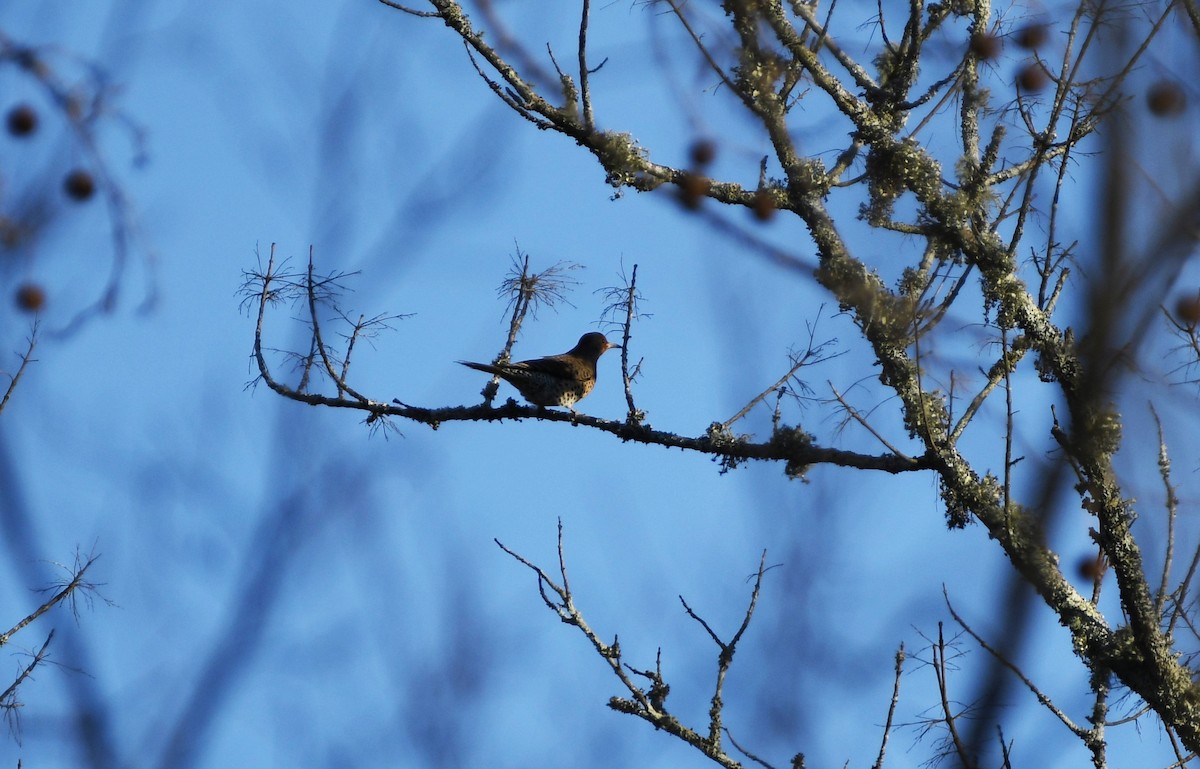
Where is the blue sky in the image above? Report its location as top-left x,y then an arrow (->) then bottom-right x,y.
1,1 -> 1198,767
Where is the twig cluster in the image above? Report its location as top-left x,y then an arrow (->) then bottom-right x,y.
0,551 -> 107,743
496,523 -> 777,769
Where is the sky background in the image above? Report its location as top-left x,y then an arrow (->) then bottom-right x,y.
1,1 -> 1198,768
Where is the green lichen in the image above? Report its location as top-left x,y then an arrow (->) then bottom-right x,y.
591,131 -> 651,190
769,424 -> 816,481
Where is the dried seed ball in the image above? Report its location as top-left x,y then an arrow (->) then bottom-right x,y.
969,33 -> 1002,60
1147,81 -> 1186,117
689,139 -> 717,167
677,172 -> 710,210
1076,554 -> 1105,582
64,169 -> 96,201
15,283 -> 45,313
1014,23 -> 1048,50
1175,293 -> 1200,326
752,189 -> 776,221
6,104 -> 37,136
1016,62 -> 1048,92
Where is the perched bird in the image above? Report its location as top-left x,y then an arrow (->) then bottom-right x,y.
459,332 -> 621,412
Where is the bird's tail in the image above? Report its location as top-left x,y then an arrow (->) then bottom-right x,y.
458,360 -> 504,376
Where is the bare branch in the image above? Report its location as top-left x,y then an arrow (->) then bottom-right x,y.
870,643 -> 905,769
597,262 -> 648,424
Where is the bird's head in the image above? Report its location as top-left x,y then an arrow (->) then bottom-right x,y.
573,332 -> 621,362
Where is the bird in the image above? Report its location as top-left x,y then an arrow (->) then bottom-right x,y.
459,332 -> 621,412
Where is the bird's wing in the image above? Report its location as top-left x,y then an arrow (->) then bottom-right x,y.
514,355 -> 577,379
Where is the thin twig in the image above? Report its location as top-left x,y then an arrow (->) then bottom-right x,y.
828,382 -> 910,459
945,591 -> 1088,739
1152,405 -> 1177,617
0,630 -> 54,735
871,643 -> 905,769
0,321 -> 39,416
376,0 -> 440,16
931,622 -> 976,769
619,264 -> 642,423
